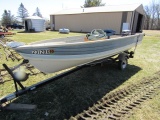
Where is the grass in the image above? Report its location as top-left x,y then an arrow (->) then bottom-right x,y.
127,31 -> 160,120
0,30 -> 85,96
0,30 -> 160,120
129,88 -> 160,120
5,30 -> 85,43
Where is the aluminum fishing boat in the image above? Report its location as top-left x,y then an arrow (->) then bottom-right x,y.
7,29 -> 144,73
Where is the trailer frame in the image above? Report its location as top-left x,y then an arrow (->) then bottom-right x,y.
0,51 -> 133,107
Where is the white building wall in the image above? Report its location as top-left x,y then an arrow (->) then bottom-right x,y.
31,19 -> 45,32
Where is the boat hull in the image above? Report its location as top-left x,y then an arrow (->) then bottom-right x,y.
14,33 -> 144,73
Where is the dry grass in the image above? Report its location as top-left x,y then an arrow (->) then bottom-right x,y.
0,30 -> 85,96
0,30 -> 160,120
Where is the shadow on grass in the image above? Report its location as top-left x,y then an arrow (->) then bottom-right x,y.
0,63 -> 141,120
17,31 -> 42,33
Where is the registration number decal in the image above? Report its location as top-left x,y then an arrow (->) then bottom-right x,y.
32,49 -> 54,54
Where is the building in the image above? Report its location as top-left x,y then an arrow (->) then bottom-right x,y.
50,4 -> 145,34
24,16 -> 46,32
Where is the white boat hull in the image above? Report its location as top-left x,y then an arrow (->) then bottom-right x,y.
20,44 -> 135,73
14,33 -> 144,73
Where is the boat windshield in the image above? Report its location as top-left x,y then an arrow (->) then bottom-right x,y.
86,29 -> 107,41
92,29 -> 105,35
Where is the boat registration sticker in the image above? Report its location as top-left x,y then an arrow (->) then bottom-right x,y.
32,49 -> 54,54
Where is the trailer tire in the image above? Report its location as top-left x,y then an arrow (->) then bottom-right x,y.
118,58 -> 128,70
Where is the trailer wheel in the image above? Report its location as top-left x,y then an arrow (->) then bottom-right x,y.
118,58 -> 128,70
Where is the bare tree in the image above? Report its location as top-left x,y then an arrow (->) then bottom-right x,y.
144,0 -> 160,30
1,10 -> 15,26
144,5 -> 151,30
155,4 -> 160,29
150,0 -> 157,29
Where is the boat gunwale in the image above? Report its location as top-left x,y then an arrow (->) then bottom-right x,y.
14,33 -> 143,49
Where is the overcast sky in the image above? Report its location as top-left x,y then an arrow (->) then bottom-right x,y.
0,0 -> 151,19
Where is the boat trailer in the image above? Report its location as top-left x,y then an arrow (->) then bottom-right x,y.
0,51 -> 134,108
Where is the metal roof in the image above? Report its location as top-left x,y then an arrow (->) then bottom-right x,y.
52,4 -> 142,15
